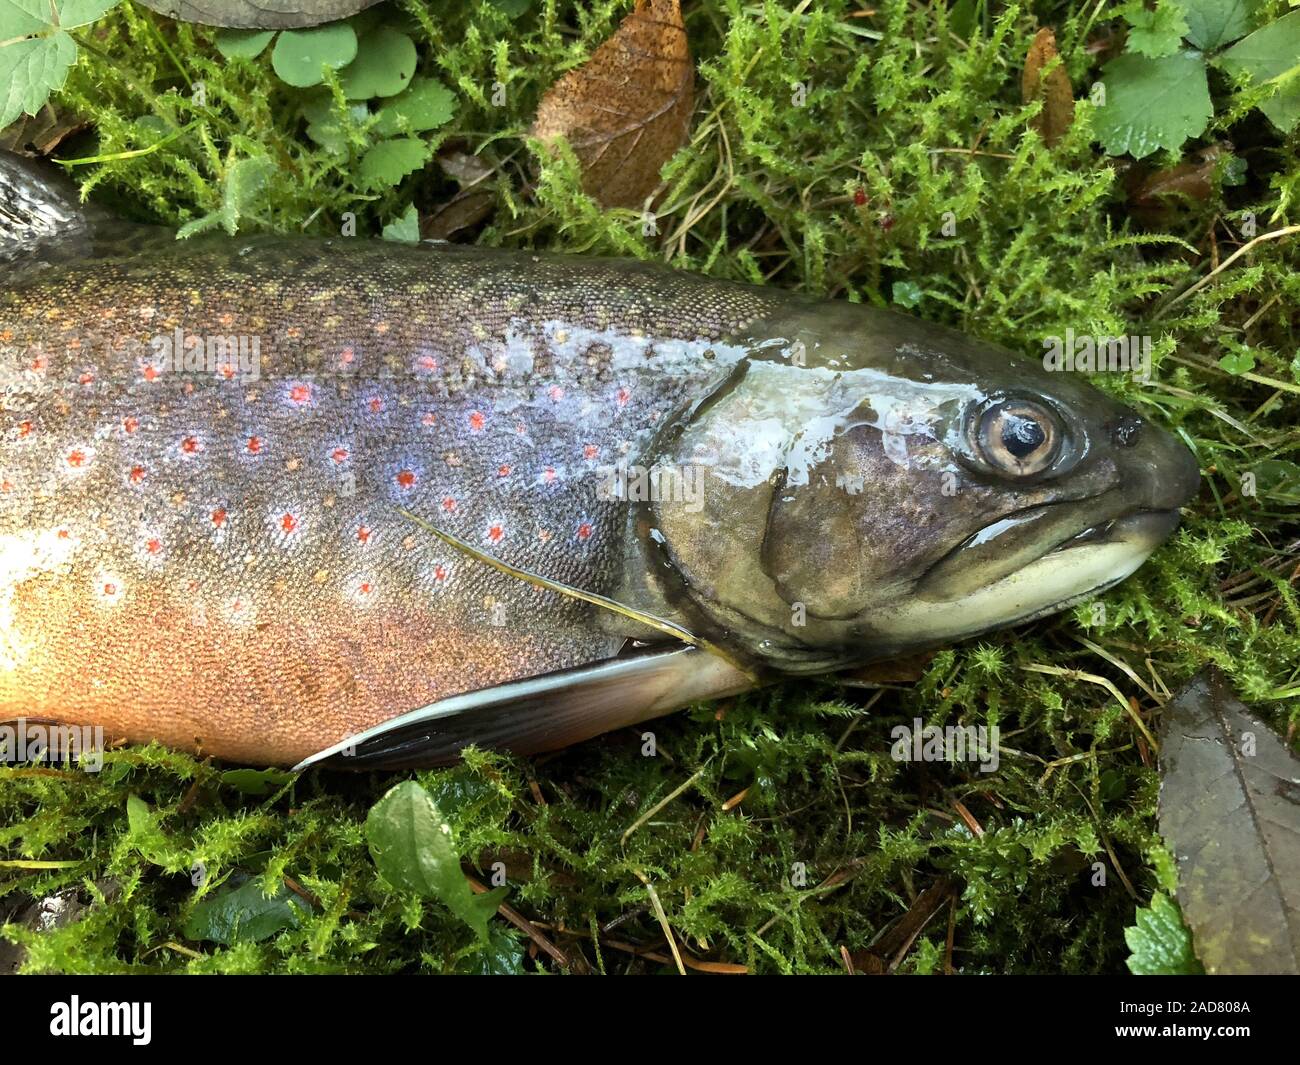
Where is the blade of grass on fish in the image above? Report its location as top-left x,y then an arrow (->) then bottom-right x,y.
397,508 -> 760,684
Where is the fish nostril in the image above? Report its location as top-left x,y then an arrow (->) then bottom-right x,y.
1110,415 -> 1143,448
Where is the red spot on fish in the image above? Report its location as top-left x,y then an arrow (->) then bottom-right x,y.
17,421 -> 32,437
358,581 -> 373,596
211,508 -> 227,528
441,497 -> 457,512
143,365 -> 159,382
145,538 -> 162,555
280,513 -> 299,535
331,447 -> 349,464
583,444 -> 599,460
616,387 -> 630,406
357,525 -> 372,544
498,464 -> 511,477
469,410 -> 485,432
577,522 -> 593,541
246,436 -> 263,454
433,564 -> 447,581
66,448 -> 87,468
29,355 -> 46,372
290,383 -> 312,404
418,355 -> 437,372
129,465 -> 145,484
220,364 -> 236,381
102,582 -> 116,596
57,528 -> 70,540
543,467 -> 557,483
339,346 -> 355,367
549,385 -> 565,401
396,469 -> 416,490
123,417 -> 139,434
78,372 -> 94,386
180,436 -> 201,455
0,479 -> 11,492
421,412 -> 437,427
487,524 -> 504,543
369,396 -> 384,414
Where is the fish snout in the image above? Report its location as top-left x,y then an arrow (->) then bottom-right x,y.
1109,411 -> 1201,514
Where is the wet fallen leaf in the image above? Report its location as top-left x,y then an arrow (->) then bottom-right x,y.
531,0 -> 693,209
0,104 -> 87,157
1158,667 -> 1300,974
1126,143 -> 1227,208
1021,27 -> 1075,147
135,0 -> 382,29
422,188 -> 496,241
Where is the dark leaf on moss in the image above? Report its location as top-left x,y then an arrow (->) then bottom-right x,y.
135,0 -> 381,30
183,878 -> 308,945
1158,667 -> 1300,974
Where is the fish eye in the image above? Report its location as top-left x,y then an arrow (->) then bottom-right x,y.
976,399 -> 1060,477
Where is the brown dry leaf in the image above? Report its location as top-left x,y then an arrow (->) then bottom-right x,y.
1021,27 -> 1075,147
530,0 -> 693,209
0,104 -> 88,157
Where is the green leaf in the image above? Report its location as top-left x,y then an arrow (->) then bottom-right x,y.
0,0 -> 118,33
488,0 -> 532,16
891,279 -> 922,307
373,77 -> 457,136
125,795 -> 174,866
1217,349 -> 1255,374
220,767 -> 295,795
183,878 -> 307,945
382,203 -> 420,242
1093,50 -> 1213,157
1122,0 -> 1190,58
358,136 -> 430,189
0,33 -> 76,129
365,780 -> 506,942
214,28 -> 276,60
1125,893 -> 1203,974
339,26 -> 416,100
270,23 -> 357,88
1179,0 -> 1259,51
301,93 -> 369,153
1218,9 -> 1300,132
462,925 -> 527,974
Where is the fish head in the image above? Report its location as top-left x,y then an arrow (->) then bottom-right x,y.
640,305 -> 1200,672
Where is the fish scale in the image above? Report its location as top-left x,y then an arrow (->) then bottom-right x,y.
0,235 -> 777,763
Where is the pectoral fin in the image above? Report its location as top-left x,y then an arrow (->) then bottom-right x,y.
294,647 -> 755,771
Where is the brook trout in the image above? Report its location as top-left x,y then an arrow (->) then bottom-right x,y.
0,154 -> 1199,768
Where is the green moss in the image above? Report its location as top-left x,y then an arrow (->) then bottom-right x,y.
2,0 -> 1298,974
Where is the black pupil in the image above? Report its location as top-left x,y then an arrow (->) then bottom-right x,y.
1001,414 -> 1046,458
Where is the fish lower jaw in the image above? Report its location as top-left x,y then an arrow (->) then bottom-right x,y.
869,512 -> 1175,646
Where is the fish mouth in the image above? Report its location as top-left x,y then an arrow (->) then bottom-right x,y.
872,506 -> 1183,646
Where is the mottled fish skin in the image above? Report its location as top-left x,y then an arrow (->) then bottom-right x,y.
0,236 -> 782,763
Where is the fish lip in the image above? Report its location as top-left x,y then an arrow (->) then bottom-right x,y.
1048,508 -> 1181,553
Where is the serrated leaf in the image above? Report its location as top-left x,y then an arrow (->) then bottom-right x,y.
0,33 -> 77,130
183,878 -> 307,945
339,26 -> 416,99
1158,667 -> 1300,974
358,136 -> 429,189
1125,893 -> 1203,974
1122,0 -> 1190,58
271,23 -> 356,88
372,77 -> 456,135
214,28 -> 275,59
381,203 -> 419,242
1179,0 -> 1259,51
1218,9 -> 1300,132
1093,49 -> 1212,157
365,780 -> 505,942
